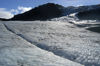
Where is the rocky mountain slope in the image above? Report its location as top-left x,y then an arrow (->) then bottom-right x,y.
76,8 -> 100,20
10,3 -> 65,21
63,4 -> 100,15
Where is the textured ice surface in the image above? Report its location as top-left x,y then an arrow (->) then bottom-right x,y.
4,20 -> 100,66
0,22 -> 83,66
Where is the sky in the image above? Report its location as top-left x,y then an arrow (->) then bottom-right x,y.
0,0 -> 100,19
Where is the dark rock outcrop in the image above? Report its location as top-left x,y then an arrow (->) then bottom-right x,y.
87,26 -> 100,33
0,18 -> 9,21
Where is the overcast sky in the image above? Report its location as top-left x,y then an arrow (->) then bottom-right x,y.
0,0 -> 100,19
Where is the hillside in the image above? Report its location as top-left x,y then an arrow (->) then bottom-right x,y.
64,4 -> 100,15
10,3 -> 65,21
76,8 -> 100,20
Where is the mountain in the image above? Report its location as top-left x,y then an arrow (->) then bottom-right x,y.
10,3 -> 65,21
63,4 -> 100,16
76,8 -> 100,20
1,3 -> 100,21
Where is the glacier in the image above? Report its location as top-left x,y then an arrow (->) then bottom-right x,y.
0,16 -> 100,66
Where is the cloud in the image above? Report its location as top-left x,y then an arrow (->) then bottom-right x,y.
18,6 -> 32,13
10,9 -> 19,14
10,6 -> 32,14
76,4 -> 83,7
0,8 -> 14,19
0,6 -> 32,19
